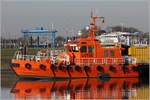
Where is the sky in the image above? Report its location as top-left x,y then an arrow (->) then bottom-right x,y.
1,0 -> 149,39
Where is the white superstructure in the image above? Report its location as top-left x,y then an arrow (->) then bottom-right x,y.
96,32 -> 138,46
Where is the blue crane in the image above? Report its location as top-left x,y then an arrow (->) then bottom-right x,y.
21,27 -> 57,48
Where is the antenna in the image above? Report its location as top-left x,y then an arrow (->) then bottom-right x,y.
90,8 -> 96,18
91,8 -> 93,18
52,24 -> 54,31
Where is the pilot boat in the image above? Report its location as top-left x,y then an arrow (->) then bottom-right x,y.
11,13 -> 139,78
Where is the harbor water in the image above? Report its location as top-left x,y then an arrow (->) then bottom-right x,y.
1,67 -> 149,100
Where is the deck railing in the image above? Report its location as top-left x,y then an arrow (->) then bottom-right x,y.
75,58 -> 124,66
13,51 -> 136,65
75,57 -> 136,66
14,54 -> 50,61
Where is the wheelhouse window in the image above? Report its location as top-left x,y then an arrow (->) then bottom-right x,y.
88,46 -> 94,53
110,50 -> 115,57
104,50 -> 108,57
80,46 -> 87,53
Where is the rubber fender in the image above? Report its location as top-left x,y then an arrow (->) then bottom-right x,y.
39,64 -> 46,71
25,63 -> 32,70
50,64 -> 55,71
84,66 -> 90,72
109,65 -> 116,72
75,66 -> 82,72
66,65 -> 72,71
58,65 -> 63,70
62,65 -> 66,71
97,65 -> 104,72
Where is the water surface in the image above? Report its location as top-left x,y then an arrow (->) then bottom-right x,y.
1,69 -> 149,100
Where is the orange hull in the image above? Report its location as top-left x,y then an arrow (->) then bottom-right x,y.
68,65 -> 87,78
11,59 -> 139,78
11,60 -> 54,78
52,66 -> 70,78
11,78 -> 139,99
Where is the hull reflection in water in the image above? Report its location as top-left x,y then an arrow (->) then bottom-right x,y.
11,78 -> 139,99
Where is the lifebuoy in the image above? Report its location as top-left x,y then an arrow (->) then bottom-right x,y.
39,64 -> 46,71
97,66 -> 104,72
25,63 -> 31,70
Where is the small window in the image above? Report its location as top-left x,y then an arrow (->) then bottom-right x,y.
72,46 -> 79,52
110,50 -> 115,57
88,46 -> 94,53
104,50 -> 108,57
80,46 -> 87,53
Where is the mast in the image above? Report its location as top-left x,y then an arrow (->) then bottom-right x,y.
89,11 -> 105,38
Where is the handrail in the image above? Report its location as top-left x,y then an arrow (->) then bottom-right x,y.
75,57 -> 136,66
75,58 -> 125,66
14,54 -> 50,61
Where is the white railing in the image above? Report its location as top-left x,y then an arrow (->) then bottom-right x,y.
51,50 -> 63,56
14,54 -> 50,61
13,50 -> 51,62
75,56 -> 137,66
75,58 -> 125,66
